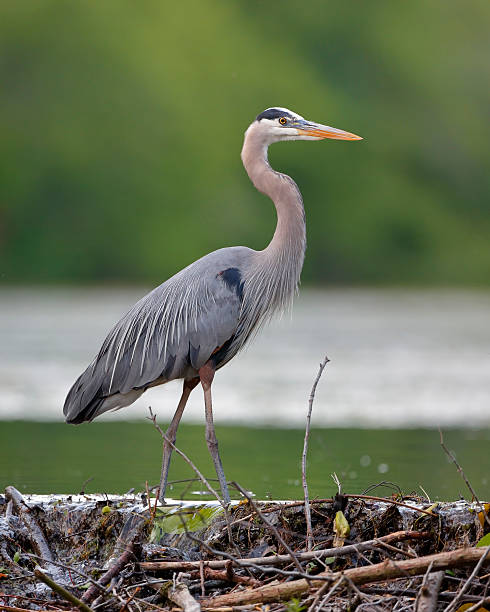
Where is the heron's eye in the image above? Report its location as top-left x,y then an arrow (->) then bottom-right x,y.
279,117 -> 288,125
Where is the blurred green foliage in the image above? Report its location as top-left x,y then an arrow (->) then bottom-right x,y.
1,1 -> 489,285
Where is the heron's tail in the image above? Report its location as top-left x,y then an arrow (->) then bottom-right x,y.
63,360 -> 106,424
64,359 -> 145,424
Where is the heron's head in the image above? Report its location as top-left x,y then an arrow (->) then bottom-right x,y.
250,107 -> 362,145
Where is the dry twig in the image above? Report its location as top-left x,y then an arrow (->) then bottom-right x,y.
26,552 -> 109,597
344,494 -> 437,517
34,567 -> 94,612
253,494 -> 437,517
163,522 -> 321,581
199,559 -> 206,597
142,530 -> 428,571
190,564 -> 260,587
443,547 -> 490,612
231,481 -> 304,574
200,546 -> 490,607
302,355 -> 329,552
307,576 -> 341,612
145,480 -> 159,524
439,428 -> 490,528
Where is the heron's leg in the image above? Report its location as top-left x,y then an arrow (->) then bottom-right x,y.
199,362 -> 231,504
159,377 -> 199,503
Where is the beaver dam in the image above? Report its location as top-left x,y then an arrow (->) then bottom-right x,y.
2,485 -> 490,612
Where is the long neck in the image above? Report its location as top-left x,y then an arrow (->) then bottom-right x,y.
241,127 -> 306,276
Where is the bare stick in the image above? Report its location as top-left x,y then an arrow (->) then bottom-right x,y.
82,546 -> 135,603
120,586 -> 140,612
365,586 -> 490,605
199,560 -> 206,597
253,495 -> 437,517
34,568 -> 94,612
315,576 -> 347,611
443,547 -> 490,612
302,355 -> 329,552
231,481 -> 303,574
415,559 -> 434,603
344,494 -> 437,517
439,428 -> 490,528
141,530 -> 427,572
200,546 -> 490,608
190,565 -> 260,587
145,480 -> 158,524
26,552 -> 109,597
170,516 -> 319,581
307,576 -> 341,612
79,476 -> 94,494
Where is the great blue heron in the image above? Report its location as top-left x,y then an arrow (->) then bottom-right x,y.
64,107 -> 362,503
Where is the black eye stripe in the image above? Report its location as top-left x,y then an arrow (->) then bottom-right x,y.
256,108 -> 294,122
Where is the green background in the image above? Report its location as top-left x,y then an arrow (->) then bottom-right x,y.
1,1 -> 489,286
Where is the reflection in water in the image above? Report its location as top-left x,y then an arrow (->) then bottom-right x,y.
1,287 -> 489,427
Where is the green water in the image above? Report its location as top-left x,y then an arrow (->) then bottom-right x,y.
0,422 -> 488,501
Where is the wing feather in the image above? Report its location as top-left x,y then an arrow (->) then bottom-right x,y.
64,247 -> 251,423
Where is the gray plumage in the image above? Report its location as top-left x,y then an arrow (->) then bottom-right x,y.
63,107 -> 362,502
65,248 -> 248,422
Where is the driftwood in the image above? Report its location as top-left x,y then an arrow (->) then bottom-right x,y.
190,562 -> 261,587
415,570 -> 445,612
148,579 -> 201,611
141,529 -> 428,571
200,546 -> 490,607
167,582 -> 201,612
4,486 -> 58,578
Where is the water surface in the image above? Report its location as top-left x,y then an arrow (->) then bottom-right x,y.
1,421 -> 489,501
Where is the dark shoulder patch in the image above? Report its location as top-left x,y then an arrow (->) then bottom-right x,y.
218,267 -> 244,300
256,108 -> 292,122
